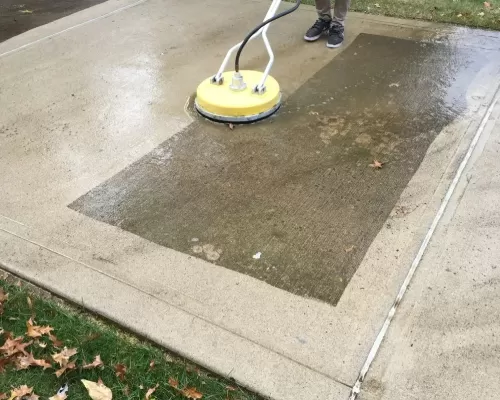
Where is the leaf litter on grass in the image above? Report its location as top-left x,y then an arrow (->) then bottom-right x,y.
0,279 -> 258,400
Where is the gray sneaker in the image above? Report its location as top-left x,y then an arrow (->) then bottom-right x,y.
327,24 -> 344,48
304,19 -> 331,42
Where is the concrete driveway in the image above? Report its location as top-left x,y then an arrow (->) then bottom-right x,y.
1,1 -> 500,399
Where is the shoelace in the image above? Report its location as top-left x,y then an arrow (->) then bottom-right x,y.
329,24 -> 344,35
313,19 -> 329,30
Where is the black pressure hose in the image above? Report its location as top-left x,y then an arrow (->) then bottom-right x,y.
234,0 -> 302,73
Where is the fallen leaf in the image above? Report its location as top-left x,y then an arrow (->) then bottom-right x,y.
344,245 -> 356,253
228,123 -> 234,130
10,385 -> 33,398
15,352 -> 52,370
26,318 -> 53,338
49,334 -> 63,348
0,357 -> 11,373
24,395 -> 39,400
181,387 -> 203,399
374,2 -> 380,7
49,383 -> 68,400
145,384 -> 158,400
53,347 -> 77,376
484,1 -> 491,8
226,386 -> 237,391
52,347 -> 77,366
369,160 -> 384,169
148,360 -> 155,371
168,377 -> 179,389
0,288 -> 8,303
15,280 -> 22,287
27,297 -> 33,311
478,11 -> 485,16
0,393 -> 7,400
122,386 -> 130,396
83,355 -> 103,369
0,337 -> 32,356
457,13 -> 462,17
81,379 -> 112,400
49,394 -> 66,400
55,361 -> 76,377
114,363 -> 126,381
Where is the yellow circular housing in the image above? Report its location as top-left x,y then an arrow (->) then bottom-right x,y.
195,70 -> 281,123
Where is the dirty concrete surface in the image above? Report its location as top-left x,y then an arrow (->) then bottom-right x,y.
2,1 -> 500,399
0,0 -> 106,42
70,34 -> 487,305
359,101 -> 500,400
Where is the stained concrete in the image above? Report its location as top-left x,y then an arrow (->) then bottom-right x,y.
359,100 -> 500,400
1,1 -> 500,399
0,0 -> 107,42
70,34 -> 486,305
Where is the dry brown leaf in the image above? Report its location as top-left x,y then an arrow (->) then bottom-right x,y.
344,245 -> 355,253
0,337 -> 32,356
0,393 -> 7,400
369,159 -> 384,169
53,347 -> 77,377
27,297 -> 33,311
484,1 -> 491,8
36,341 -> 47,349
49,334 -> 63,348
114,363 -> 126,381
145,384 -> 159,400
15,352 -> 52,370
228,123 -> 234,130
11,385 -> 33,398
81,379 -> 113,400
83,355 -> 103,369
226,386 -> 237,391
55,361 -> 76,377
0,288 -> 8,303
168,377 -> 179,388
148,360 -> 155,371
0,357 -> 11,373
181,387 -> 203,399
26,318 -> 53,338
49,395 -> 66,400
52,347 -> 77,366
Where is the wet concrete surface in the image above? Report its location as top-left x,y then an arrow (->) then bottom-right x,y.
0,0 -> 106,42
70,33 -> 485,305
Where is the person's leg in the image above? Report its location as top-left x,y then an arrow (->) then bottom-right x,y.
315,0 -> 332,21
332,0 -> 350,26
304,0 -> 332,41
327,0 -> 350,48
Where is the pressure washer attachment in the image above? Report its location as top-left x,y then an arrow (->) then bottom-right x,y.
195,0 -> 301,124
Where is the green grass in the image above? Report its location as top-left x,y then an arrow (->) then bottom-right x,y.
300,0 -> 500,30
0,278 -> 259,400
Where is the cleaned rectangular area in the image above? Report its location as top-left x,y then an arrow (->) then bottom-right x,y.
70,34 -> 485,304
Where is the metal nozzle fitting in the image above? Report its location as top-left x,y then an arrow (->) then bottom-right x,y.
229,72 -> 247,91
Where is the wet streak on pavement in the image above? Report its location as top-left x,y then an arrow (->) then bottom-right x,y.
0,0 -> 107,42
70,34 -> 485,305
